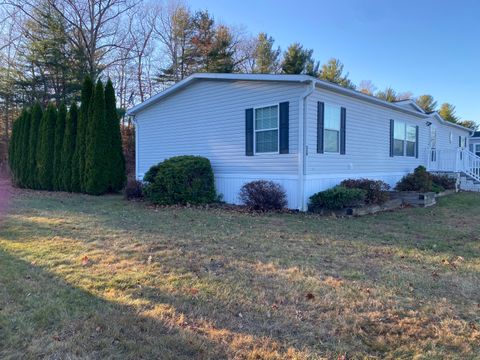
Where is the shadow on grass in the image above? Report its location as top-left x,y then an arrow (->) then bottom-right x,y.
0,249 -> 227,359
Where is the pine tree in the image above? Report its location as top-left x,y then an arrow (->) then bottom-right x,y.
71,75 -> 93,192
376,87 -> 398,102
84,80 -> 109,195
37,103 -> 57,190
15,109 -> 31,187
104,79 -> 126,192
253,33 -> 280,74
61,103 -> 78,191
439,103 -> 458,123
415,95 -> 437,113
319,58 -> 356,90
281,43 -> 317,75
53,101 -> 67,190
27,102 -> 43,188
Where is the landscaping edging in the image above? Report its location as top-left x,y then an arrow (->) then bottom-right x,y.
310,198 -> 403,217
389,191 -> 436,207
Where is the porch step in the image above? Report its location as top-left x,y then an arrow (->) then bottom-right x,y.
459,175 -> 480,192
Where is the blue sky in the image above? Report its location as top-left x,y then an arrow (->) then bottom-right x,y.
188,0 -> 479,121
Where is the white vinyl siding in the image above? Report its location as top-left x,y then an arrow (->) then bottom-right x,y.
135,79 -> 304,178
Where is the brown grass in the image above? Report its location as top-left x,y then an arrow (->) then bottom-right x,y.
0,190 -> 479,359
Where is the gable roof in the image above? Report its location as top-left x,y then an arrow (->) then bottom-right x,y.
393,99 -> 426,114
126,73 -> 472,133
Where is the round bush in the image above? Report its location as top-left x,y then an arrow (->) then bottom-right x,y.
340,178 -> 390,205
308,186 -> 366,211
239,180 -> 287,211
143,156 -> 216,205
395,166 -> 432,192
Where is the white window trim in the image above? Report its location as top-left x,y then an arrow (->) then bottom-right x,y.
449,131 -> 453,144
253,103 -> 280,155
323,103 -> 341,154
393,120 -> 417,157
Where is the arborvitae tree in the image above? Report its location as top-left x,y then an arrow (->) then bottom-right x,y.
84,80 -> 109,195
27,102 -> 43,188
105,79 -> 126,192
15,110 -> 31,187
61,103 -> 78,191
8,114 -> 21,176
53,101 -> 67,190
72,75 -> 93,192
37,103 -> 57,190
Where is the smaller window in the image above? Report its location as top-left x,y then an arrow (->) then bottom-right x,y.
324,104 -> 341,153
406,125 -> 416,157
475,144 -> 480,157
464,137 -> 467,148
254,105 -> 279,154
393,121 -> 405,156
449,132 -> 453,144
458,136 -> 462,148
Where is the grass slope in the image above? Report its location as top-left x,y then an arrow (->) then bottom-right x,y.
0,191 -> 479,359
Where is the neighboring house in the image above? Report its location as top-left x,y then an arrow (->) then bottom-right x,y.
469,131 -> 480,156
128,73 -> 474,210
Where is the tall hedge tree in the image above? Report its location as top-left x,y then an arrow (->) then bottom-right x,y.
61,103 -> 78,191
8,114 -> 21,176
17,110 -> 31,187
53,102 -> 67,190
26,102 -> 43,189
37,103 -> 57,190
84,80 -> 109,195
72,75 -> 93,192
104,79 -> 126,192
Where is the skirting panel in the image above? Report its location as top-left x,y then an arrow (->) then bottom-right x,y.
215,174 -> 300,209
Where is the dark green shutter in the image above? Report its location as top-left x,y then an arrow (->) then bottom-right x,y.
389,119 -> 394,157
415,125 -> 419,158
245,108 -> 253,156
279,102 -> 289,154
317,102 -> 324,153
340,107 -> 346,155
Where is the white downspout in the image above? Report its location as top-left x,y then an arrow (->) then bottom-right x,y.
131,115 -> 139,180
298,80 -> 315,211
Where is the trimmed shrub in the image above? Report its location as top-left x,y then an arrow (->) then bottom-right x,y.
395,166 -> 432,192
309,186 -> 366,211
61,103 -> 78,191
143,163 -> 161,183
239,180 -> 287,211
27,102 -> 43,189
143,156 -> 216,205
124,179 -> 143,200
430,182 -> 445,194
37,103 -> 57,190
53,101 -> 67,190
431,174 -> 456,190
340,178 -> 390,205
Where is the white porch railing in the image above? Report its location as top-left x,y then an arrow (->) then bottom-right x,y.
427,148 -> 480,182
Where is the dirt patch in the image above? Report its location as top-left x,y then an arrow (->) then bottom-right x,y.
0,167 -> 12,221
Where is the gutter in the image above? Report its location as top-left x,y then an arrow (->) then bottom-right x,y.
298,80 -> 315,211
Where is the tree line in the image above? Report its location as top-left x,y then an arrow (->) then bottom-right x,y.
0,0 -> 476,157
8,76 -> 125,194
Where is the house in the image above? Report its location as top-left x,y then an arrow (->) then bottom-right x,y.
127,73 -> 475,210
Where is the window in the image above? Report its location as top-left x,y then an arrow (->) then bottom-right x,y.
393,120 -> 417,157
406,125 -> 416,157
475,144 -> 480,157
254,105 -> 278,153
324,104 -> 341,153
464,137 -> 467,148
393,121 -> 405,156
458,136 -> 462,148
449,132 -> 453,144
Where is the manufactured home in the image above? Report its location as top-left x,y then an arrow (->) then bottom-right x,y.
128,73 -> 476,210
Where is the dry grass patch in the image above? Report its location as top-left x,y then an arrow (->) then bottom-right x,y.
0,190 -> 479,359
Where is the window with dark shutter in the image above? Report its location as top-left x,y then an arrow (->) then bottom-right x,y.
340,107 -> 346,155
279,102 -> 289,154
317,102 -> 324,153
245,108 -> 253,156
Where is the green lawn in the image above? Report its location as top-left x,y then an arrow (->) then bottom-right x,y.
0,190 -> 479,359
